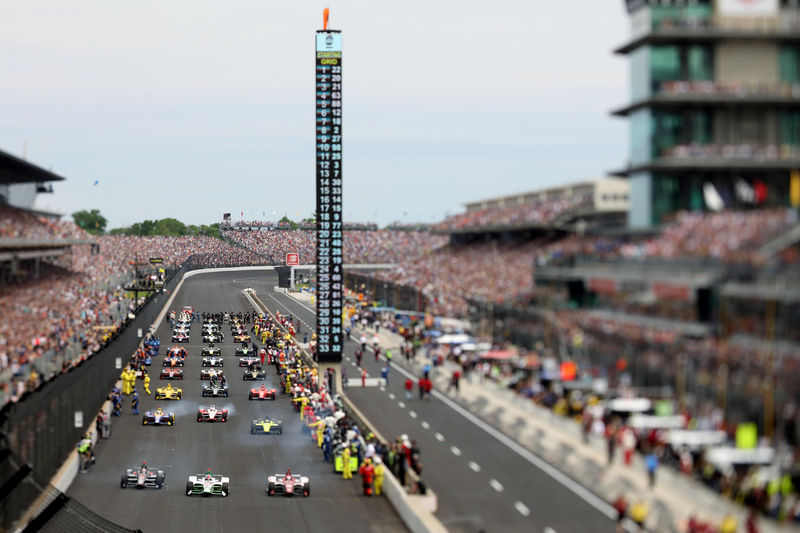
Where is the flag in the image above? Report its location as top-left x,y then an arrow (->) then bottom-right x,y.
93,180 -> 99,186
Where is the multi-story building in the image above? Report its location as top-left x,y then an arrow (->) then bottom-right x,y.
613,0 -> 800,227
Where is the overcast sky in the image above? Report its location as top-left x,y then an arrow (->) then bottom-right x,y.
0,1 -> 629,229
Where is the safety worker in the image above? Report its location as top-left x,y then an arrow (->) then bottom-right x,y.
341,444 -> 353,480
142,371 -> 151,395
112,391 -> 122,416
630,499 -> 648,530
316,421 -> 325,448
361,368 -> 367,387
359,457 -> 375,496
131,389 -> 139,415
373,456 -> 385,496
77,434 -> 92,472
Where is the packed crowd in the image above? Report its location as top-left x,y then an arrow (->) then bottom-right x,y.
433,193 -> 593,232
374,240 -> 540,317
223,229 -> 447,265
661,144 -> 800,160
537,208 -> 793,267
659,80 -> 800,98
0,231 -> 275,405
0,205 -> 89,240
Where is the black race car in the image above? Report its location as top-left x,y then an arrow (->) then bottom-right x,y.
121,463 -> 165,489
202,380 -> 229,397
242,366 -> 266,381
235,343 -> 255,357
202,345 -> 222,358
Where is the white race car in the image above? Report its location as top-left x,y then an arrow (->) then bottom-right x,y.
186,470 -> 230,496
267,470 -> 309,497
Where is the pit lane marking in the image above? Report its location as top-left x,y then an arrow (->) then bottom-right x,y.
515,501 -> 531,517
398,401 -> 406,408
421,421 -> 430,429
468,461 -> 481,472
434,433 -> 444,442
409,410 -> 417,419
388,393 -> 395,400
450,446 -> 461,456
490,479 -> 503,492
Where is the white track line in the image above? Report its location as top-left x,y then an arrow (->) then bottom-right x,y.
398,401 -> 406,408
450,446 -> 461,456
388,393 -> 395,400
468,461 -> 481,472
490,479 -> 503,492
515,501 -> 531,517
409,411 -> 417,419
434,433 -> 444,442
421,421 -> 430,429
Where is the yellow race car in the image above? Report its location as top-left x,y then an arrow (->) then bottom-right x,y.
154,383 -> 183,400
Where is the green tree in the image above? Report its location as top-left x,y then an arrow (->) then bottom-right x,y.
278,215 -> 298,229
152,218 -> 186,236
72,209 -> 107,235
108,227 -> 129,235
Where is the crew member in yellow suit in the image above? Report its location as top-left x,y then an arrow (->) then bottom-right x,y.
121,368 -> 133,395
341,445 -> 353,480
373,456 -> 385,495
142,371 -> 151,395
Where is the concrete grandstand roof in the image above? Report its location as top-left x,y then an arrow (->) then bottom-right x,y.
0,149 -> 66,185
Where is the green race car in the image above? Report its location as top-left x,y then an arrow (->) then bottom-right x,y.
250,417 -> 283,435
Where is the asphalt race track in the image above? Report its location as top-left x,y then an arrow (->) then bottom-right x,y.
261,271 -> 623,533
67,271 -> 406,533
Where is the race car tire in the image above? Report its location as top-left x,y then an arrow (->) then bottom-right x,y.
178,392 -> 182,399
142,417 -> 147,425
251,426 -> 256,434
248,393 -> 253,400
267,482 -> 275,496
222,481 -> 229,496
156,473 -> 165,488
303,482 -> 310,497
278,427 -> 283,435
222,413 -> 228,421
202,390 -> 208,397
120,474 -> 128,488
197,414 -> 202,422
169,415 -> 175,425
186,481 -> 193,495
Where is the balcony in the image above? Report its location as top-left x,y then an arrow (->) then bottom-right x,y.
612,81 -> 800,116
615,18 -> 800,55
612,144 -> 800,175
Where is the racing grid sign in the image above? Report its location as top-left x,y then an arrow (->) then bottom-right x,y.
315,28 -> 343,364
286,253 -> 300,266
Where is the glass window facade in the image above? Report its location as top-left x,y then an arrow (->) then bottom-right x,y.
779,46 -> 800,84
650,44 -> 713,93
781,111 -> 800,145
650,3 -> 712,30
651,109 -> 713,156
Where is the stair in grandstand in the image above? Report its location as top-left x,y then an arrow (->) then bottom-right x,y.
759,221 -> 800,260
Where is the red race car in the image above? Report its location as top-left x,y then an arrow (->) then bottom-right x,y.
196,404 -> 228,422
249,384 -> 276,401
160,368 -> 184,380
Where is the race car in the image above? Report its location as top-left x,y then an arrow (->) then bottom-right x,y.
202,356 -> 224,367
239,356 -> 259,367
201,345 -> 221,358
167,346 -> 187,359
233,333 -> 251,343
162,356 -> 185,368
267,470 -> 309,497
251,417 -> 283,434
186,470 -> 229,497
182,305 -> 194,316
154,383 -> 183,400
172,331 -> 190,343
197,404 -> 228,422
159,368 -> 184,380
202,332 -> 224,343
202,380 -> 229,397
142,407 -> 176,425
200,368 -> 225,381
249,384 -> 276,401
202,323 -> 219,333
242,366 -> 266,381
121,462 -> 165,489
235,343 -> 254,357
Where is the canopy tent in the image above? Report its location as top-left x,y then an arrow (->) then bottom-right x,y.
704,446 -> 775,469
629,414 -> 685,431
436,333 -> 472,345
606,397 -> 652,413
666,430 -> 727,450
